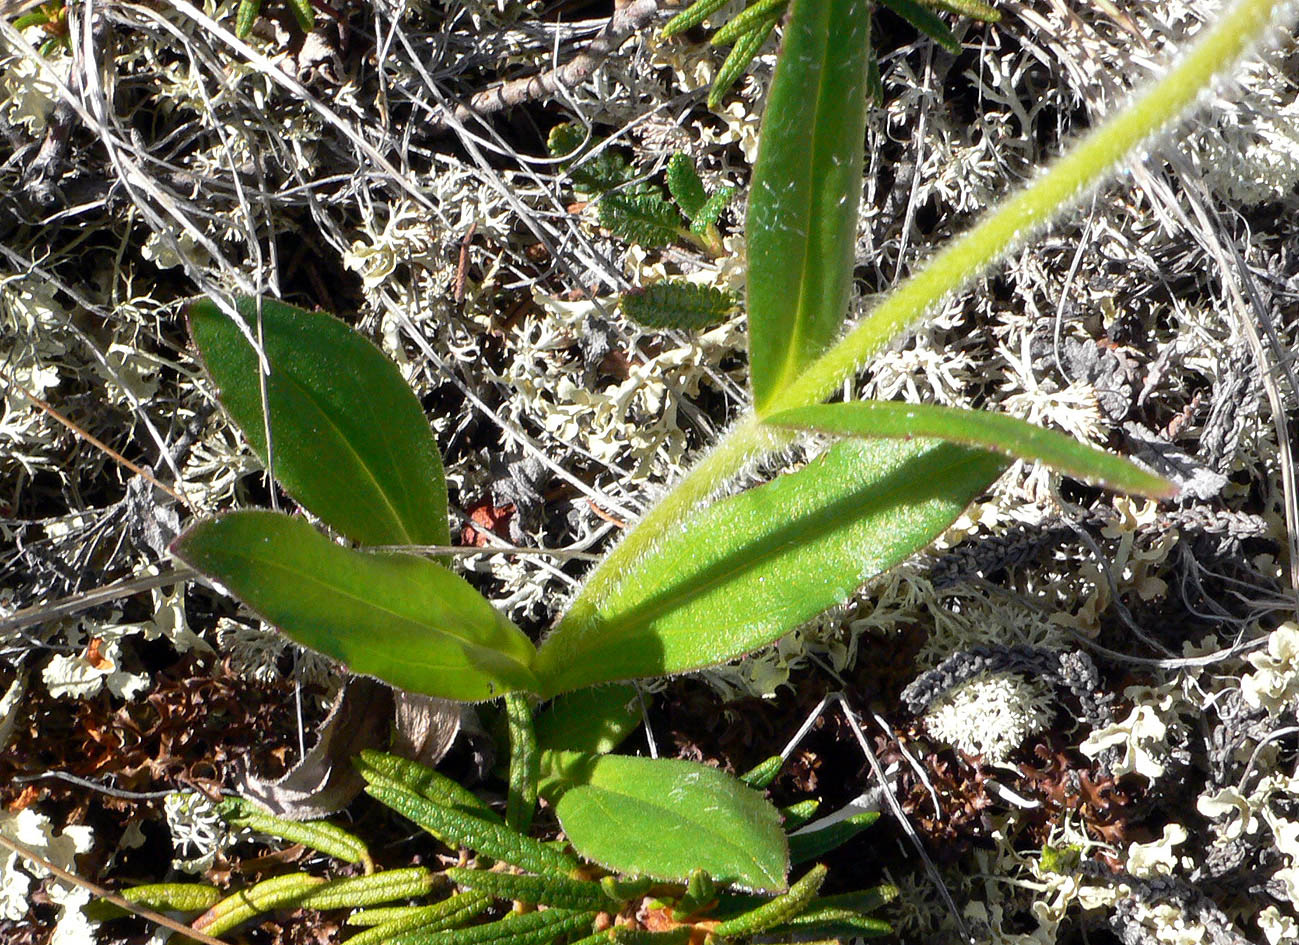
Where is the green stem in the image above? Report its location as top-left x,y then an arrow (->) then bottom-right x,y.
569,0 -> 1287,619
768,0 -> 1286,414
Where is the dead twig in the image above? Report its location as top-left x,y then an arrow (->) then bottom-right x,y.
0,831 -> 231,945
431,0 -> 660,134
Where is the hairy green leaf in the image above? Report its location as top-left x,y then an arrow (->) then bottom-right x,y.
533,439 -> 1005,696
297,868 -> 440,911
188,296 -> 449,547
534,685 -> 641,756
172,512 -> 537,701
394,907 -> 594,945
766,401 -> 1175,498
745,0 -> 872,412
553,754 -> 788,892
620,281 -> 737,331
505,692 -> 539,834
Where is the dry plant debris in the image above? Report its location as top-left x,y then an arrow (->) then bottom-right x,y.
3,0 -> 1299,941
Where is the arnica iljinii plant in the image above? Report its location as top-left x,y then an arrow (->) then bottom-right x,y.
103,0 -> 1292,936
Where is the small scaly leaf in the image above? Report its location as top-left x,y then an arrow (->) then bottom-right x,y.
366,783 -> 580,875
708,16 -> 778,109
666,153 -> 708,220
597,193 -> 683,247
219,796 -> 374,872
711,0 -> 788,45
343,891 -> 492,945
297,868 -> 441,911
446,868 -> 621,910
661,0 -> 731,37
84,883 -> 221,921
711,864 -> 827,937
355,750 -> 503,822
788,812 -> 878,864
620,281 -> 737,331
193,873 -> 326,936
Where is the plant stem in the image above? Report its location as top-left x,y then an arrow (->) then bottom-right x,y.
569,0 -> 1288,617
767,0 -> 1287,414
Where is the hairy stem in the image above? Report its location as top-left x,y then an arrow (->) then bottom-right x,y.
569,0 -> 1289,619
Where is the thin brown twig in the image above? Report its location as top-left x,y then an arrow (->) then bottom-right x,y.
0,567 -> 193,636
0,365 -> 191,509
0,832 -> 230,945
431,0 -> 660,133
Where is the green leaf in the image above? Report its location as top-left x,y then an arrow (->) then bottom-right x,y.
712,864 -> 826,936
194,873 -> 325,936
661,0 -> 731,36
744,0 -> 872,413
535,685 -> 642,755
711,0 -> 789,45
766,401 -> 1175,499
366,783 -> 580,875
620,281 -> 738,331
85,883 -> 221,921
286,0 -> 314,31
395,907 -> 594,945
779,799 -> 819,831
553,754 -> 788,892
445,868 -> 620,910
788,811 -> 878,864
188,296 -> 449,548
235,0 -> 261,38
355,750 -> 503,822
878,0 -> 959,52
344,892 -> 492,945
924,0 -> 999,21
739,755 -> 783,789
296,868 -> 441,911
708,16 -> 778,109
598,193 -> 683,247
533,439 -> 1005,696
172,511 -> 537,701
218,796 -> 374,871
666,153 -> 708,219
689,186 -> 738,234
505,692 -> 539,834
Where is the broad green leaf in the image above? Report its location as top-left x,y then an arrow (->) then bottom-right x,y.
553,754 -> 788,892
745,0 -> 872,413
533,439 -> 1005,696
188,296 -> 449,548
172,511 -> 537,701
535,684 -> 642,755
766,401 -> 1175,499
